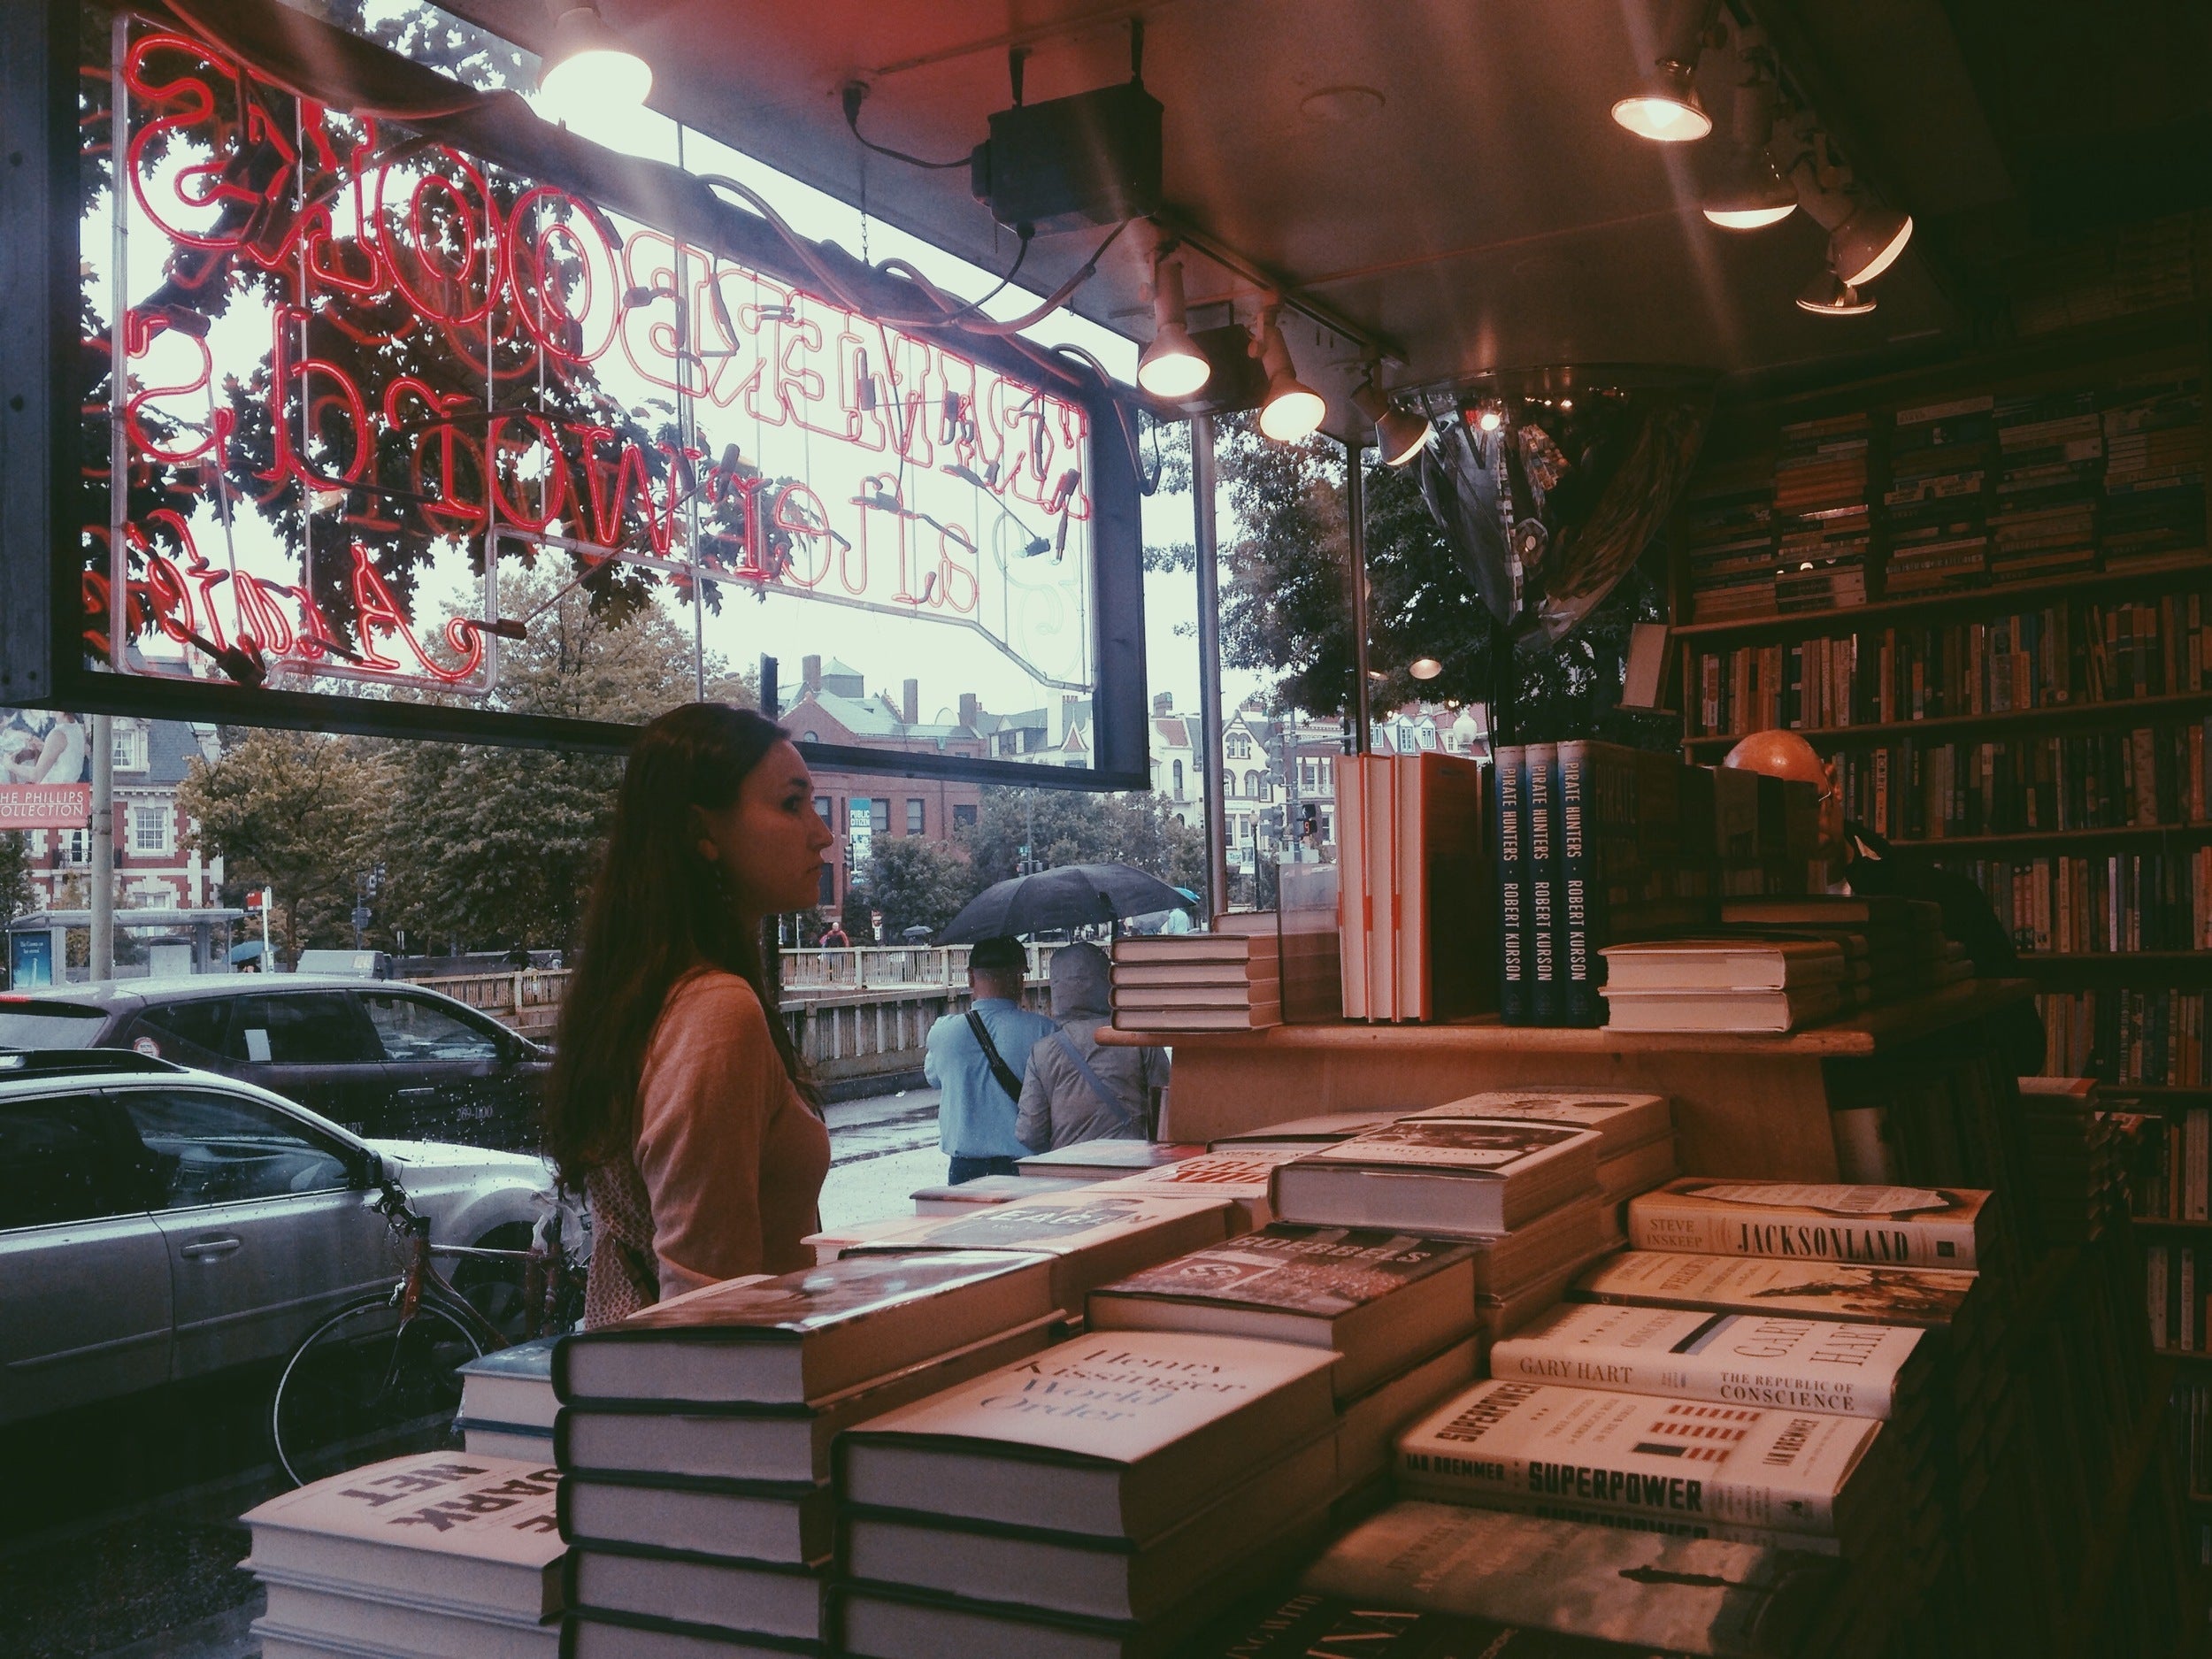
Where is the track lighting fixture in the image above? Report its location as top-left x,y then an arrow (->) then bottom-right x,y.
1700,50 -> 1794,229
1612,0 -> 1716,142
1252,308 -> 1325,442
540,4 -> 652,120
1795,267 -> 1875,316
1791,146 -> 1912,287
1351,380 -> 1431,466
1135,258 -> 1210,400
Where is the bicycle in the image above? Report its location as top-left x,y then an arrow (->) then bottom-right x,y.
269,1166 -> 586,1486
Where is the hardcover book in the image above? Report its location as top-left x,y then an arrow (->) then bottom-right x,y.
839,1331 -> 1339,1545
1403,1091 -> 1671,1157
568,1547 -> 827,1646
1110,1002 -> 1281,1032
1597,985 -> 1842,1034
553,1253 -> 1056,1407
240,1454 -> 565,1623
253,1582 -> 555,1659
1014,1141 -> 1208,1179
1600,939 -> 1848,992
1086,1226 -> 1479,1398
1299,1502 -> 1837,1658
1494,743 -> 1530,1025
1110,935 -> 1279,964
1208,1111 -> 1402,1153
1467,1194 -> 1606,1296
457,1337 -> 559,1433
553,1315 -> 1064,1486
1569,1251 -> 1979,1331
561,1607 -> 827,1659
1188,1593 -> 1711,1659
841,1192 -> 1239,1312
1114,983 -> 1282,1010
909,1175 -> 1091,1213
1489,1302 -> 1925,1418
1627,1180 -> 1994,1269
557,1475 -> 833,1567
1396,1379 -> 1884,1539
1093,1149 -> 1303,1227
1337,1337 -> 1485,1488
1272,1120 -> 1603,1236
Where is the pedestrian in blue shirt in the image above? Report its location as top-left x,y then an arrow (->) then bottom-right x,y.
924,935 -> 1056,1183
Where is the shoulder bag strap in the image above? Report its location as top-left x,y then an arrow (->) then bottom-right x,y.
1049,1028 -> 1126,1121
964,1009 -> 1025,1102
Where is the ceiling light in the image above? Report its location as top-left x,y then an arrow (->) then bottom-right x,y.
1410,657 -> 1443,680
1136,259 -> 1210,400
1476,403 -> 1503,434
1796,268 -> 1875,316
1791,154 -> 1913,287
1613,61 -> 1711,142
1700,63 -> 1794,228
540,5 -> 652,121
1252,309 -> 1325,442
1351,380 -> 1430,466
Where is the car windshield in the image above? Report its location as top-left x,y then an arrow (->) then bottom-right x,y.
0,1002 -> 107,1049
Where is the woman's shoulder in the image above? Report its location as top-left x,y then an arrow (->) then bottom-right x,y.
664,965 -> 772,1025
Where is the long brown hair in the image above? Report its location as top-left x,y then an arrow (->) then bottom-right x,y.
543,703 -> 810,1187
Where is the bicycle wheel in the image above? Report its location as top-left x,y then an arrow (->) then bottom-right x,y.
271,1294 -> 488,1486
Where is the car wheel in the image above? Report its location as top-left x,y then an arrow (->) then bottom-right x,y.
451,1224 -> 534,1345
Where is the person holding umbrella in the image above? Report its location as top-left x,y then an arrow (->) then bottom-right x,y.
924,935 -> 1054,1183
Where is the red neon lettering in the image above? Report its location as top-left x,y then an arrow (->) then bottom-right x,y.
347,543 -> 482,683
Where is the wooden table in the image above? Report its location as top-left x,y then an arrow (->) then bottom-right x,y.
1099,979 -> 2037,1179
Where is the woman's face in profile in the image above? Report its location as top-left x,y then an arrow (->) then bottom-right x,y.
695,740 -> 833,917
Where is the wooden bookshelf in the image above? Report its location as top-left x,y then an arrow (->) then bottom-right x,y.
1684,687 -> 2212,754
2059,1357 -> 2182,1655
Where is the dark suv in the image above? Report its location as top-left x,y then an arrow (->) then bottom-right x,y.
0,977 -> 550,1149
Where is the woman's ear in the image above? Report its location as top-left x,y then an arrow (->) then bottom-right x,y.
687,803 -> 718,862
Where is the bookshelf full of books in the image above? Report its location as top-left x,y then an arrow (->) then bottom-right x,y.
1674,313 -> 2212,1622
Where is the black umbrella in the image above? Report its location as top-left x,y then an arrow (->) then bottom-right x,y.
936,863 -> 1189,943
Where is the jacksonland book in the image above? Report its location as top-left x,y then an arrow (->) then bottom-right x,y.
1627,1180 -> 1993,1269
1395,1379 -> 1884,1539
1402,1091 -> 1671,1157
1086,1226 -> 1479,1399
553,1252 -> 1056,1407
840,1331 -> 1339,1546
241,1454 -> 565,1623
1569,1251 -> 1979,1331
1299,1501 -> 1837,1658
841,1191 -> 1239,1312
1489,1302 -> 1925,1418
1272,1120 -> 1602,1237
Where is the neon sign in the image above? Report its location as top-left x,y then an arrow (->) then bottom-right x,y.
90,23 -> 1100,701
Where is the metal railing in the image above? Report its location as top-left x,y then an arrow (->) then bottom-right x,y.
779,942 -> 1062,995
411,968 -> 570,1035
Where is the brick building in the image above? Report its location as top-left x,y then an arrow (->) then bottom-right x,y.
14,718 -> 225,911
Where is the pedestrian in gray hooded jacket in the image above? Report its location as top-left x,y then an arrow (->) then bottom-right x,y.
1015,941 -> 1171,1150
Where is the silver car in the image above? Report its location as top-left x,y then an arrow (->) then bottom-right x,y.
0,1049 -> 575,1427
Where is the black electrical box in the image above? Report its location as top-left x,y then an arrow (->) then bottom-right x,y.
971,81 -> 1163,234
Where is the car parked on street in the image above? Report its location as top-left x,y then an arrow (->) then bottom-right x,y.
0,975 -> 549,1148
0,1049 -> 576,1428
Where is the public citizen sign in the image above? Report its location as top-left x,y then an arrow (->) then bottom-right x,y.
55,11 -> 1143,779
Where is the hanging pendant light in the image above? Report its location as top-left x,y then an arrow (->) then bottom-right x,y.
1795,267 -> 1876,316
1253,309 -> 1325,442
1792,148 -> 1913,287
1700,57 -> 1794,228
540,4 -> 652,123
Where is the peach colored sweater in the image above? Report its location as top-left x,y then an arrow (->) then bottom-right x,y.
583,968 -> 829,1328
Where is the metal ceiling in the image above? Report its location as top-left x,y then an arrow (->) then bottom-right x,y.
438,0 -> 2205,432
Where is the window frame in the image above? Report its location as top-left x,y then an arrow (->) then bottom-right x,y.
359,989 -> 510,1066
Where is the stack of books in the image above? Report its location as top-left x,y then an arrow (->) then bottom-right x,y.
1081,1147 -> 1306,1229
1680,460 -> 1781,623
1717,894 -> 1963,1004
1207,1110 -> 1402,1155
834,1186 -> 1241,1314
2101,372 -> 2206,571
1883,395 -> 1993,595
1493,742 -> 1816,1026
1087,1226 -> 1485,1494
1597,934 -> 1851,1033
1268,1116 -> 1606,1334
1335,750 -> 1493,1022
2014,1075 -> 2124,1243
551,1254 -> 1064,1655
457,1337 -> 558,1461
1771,411 -> 1871,613
1403,1089 -> 1678,1240
1014,1139 -> 1206,1181
837,1331 -> 1342,1655
242,1453 -> 565,1659
1990,388 -> 2103,581
1108,926 -> 1287,1032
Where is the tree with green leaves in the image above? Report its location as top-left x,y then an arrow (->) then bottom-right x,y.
0,834 -> 35,924
866,837 -> 979,940
958,786 -> 1206,894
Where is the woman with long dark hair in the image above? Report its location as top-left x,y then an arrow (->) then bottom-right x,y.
546,703 -> 834,1329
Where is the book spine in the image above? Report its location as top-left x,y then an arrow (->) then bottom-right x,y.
1625,1202 -> 1980,1268
1488,1330 -> 1900,1418
1557,742 -> 1599,1027
1396,1444 -> 1837,1536
1526,742 -> 1560,1025
1494,746 -> 1528,1025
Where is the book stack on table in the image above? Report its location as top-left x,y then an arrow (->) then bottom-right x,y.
457,1336 -> 558,1462
550,1254 -> 1065,1656
242,1453 -> 565,1659
1399,1089 -> 1678,1244
837,1331 -> 1344,1657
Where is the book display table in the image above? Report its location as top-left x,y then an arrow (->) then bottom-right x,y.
1104,979 -> 2039,1179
